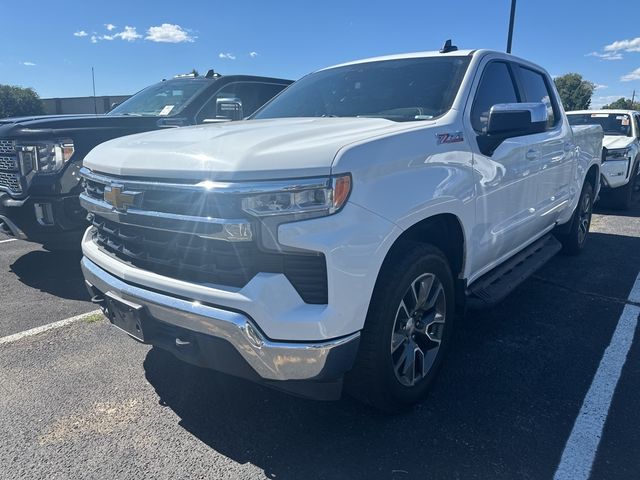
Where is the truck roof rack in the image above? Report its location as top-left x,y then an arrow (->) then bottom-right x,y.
439,39 -> 458,53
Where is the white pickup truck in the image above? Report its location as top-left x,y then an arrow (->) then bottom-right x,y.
78,45 -> 603,410
567,109 -> 640,209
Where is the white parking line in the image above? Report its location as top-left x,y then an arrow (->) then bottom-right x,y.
0,238 -> 17,244
0,310 -> 102,345
554,276 -> 640,480
628,272 -> 640,305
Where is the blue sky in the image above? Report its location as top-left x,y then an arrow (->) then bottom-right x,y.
2,0 -> 639,108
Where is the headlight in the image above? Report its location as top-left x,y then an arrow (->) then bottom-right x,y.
604,147 -> 631,162
240,174 -> 351,218
18,140 -> 74,174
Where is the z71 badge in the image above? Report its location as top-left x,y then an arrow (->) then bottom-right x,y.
436,132 -> 464,144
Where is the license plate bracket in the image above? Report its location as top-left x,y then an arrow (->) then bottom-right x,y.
105,292 -> 146,342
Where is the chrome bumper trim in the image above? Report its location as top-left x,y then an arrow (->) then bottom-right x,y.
81,257 -> 359,381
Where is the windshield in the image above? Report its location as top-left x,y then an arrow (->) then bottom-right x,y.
108,78 -> 210,117
253,56 -> 471,122
567,113 -> 633,136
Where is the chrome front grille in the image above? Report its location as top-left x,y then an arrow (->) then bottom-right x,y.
80,168 -> 329,304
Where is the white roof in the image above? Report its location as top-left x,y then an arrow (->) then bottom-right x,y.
321,49 -> 476,71
568,109 -> 638,115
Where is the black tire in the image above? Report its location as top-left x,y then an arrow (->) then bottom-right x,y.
557,181 -> 593,256
612,179 -> 633,210
611,162 -> 638,210
345,243 -> 455,412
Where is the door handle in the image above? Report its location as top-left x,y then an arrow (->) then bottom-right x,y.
526,149 -> 539,160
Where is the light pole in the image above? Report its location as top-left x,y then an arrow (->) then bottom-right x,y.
507,0 -> 517,54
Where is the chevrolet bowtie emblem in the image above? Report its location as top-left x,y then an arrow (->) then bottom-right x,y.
103,185 -> 141,211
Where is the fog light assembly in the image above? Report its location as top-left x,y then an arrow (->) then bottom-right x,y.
34,202 -> 55,226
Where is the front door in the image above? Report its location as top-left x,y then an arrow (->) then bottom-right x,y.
466,59 -> 541,278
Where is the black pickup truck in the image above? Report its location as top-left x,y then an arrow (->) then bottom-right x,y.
0,72 -> 292,249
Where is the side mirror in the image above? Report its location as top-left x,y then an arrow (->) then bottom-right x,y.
479,102 -> 548,155
487,102 -> 548,136
215,97 -> 244,121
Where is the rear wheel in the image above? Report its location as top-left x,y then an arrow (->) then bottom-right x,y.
557,181 -> 593,256
346,243 -> 455,412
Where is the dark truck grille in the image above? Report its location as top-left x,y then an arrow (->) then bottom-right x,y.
91,216 -> 328,304
0,139 -> 21,194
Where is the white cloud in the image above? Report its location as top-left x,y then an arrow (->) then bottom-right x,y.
586,51 -> 623,61
604,37 -> 640,53
100,34 -> 115,41
249,51 -> 258,58
73,30 -> 88,37
145,23 -> 195,43
90,35 -> 98,44
219,52 -> 236,60
621,67 -> 640,82
105,23 -> 116,31
114,26 -> 142,41
594,84 -> 608,90
21,61 -> 36,66
590,95 -> 626,109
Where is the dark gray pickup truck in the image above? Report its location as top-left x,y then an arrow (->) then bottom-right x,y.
0,72 -> 291,249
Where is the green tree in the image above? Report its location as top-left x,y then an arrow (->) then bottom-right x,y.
0,85 -> 44,118
554,73 -> 595,111
602,97 -> 640,110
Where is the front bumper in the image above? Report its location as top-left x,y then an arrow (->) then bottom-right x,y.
600,159 -> 631,189
0,193 -> 86,247
81,256 -> 360,399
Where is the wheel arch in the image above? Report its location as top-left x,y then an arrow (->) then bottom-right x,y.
585,163 -> 599,194
374,213 -> 467,311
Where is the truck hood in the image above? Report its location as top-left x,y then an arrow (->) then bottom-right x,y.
84,117 -> 414,181
0,114 -> 168,139
603,135 -> 636,150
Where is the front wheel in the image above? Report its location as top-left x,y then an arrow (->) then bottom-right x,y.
557,181 -> 593,256
345,243 -> 455,412
611,163 -> 638,210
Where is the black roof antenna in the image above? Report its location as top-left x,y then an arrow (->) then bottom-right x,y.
439,39 -> 458,54
205,69 -> 215,78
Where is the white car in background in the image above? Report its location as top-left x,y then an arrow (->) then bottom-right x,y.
567,110 -> 640,209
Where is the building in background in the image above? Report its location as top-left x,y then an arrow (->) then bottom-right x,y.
41,95 -> 131,115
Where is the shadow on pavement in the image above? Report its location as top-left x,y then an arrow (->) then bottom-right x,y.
594,188 -> 640,218
142,231 -> 640,480
10,250 -> 90,302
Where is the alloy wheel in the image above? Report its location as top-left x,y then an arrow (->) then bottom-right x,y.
577,190 -> 592,246
391,273 -> 447,387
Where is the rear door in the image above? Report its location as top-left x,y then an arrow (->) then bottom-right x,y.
514,64 -> 574,226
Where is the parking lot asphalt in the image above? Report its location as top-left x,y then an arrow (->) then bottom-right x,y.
0,235 -> 94,338
1,194 -> 639,480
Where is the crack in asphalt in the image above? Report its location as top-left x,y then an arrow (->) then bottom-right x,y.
532,275 -> 640,309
